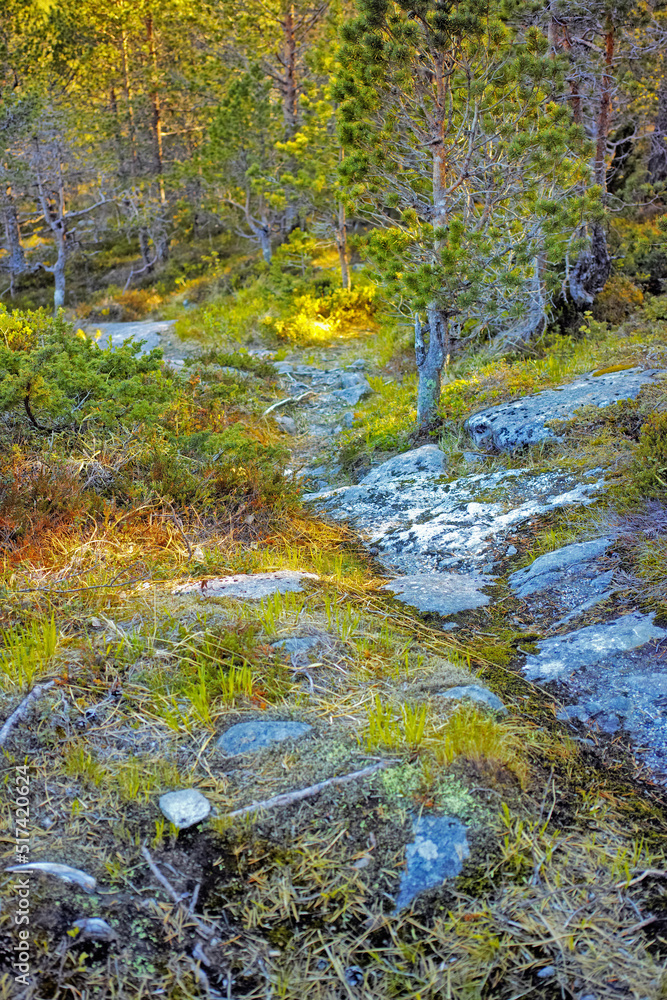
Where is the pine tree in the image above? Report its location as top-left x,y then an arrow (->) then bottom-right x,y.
335,0 -> 589,430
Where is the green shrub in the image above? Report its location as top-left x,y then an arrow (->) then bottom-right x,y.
636,411 -> 667,489
0,307 -> 174,436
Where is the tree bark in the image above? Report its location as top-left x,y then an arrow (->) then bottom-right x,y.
336,200 -> 350,290
649,72 -> 667,185
52,223 -> 67,311
570,22 -> 613,306
2,190 -> 26,295
415,307 -> 448,431
146,12 -> 166,204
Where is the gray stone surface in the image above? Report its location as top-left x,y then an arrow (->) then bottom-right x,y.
159,788 -> 211,829
523,612 -> 667,682
436,684 -> 507,714
86,320 -> 174,355
361,445 -> 446,487
5,862 -> 96,892
332,379 -> 372,406
70,918 -> 116,942
395,814 -> 470,910
275,415 -> 297,434
173,570 -> 318,600
466,367 -> 666,452
307,459 -> 603,578
510,538 -> 613,597
218,720 -> 312,755
382,573 -> 491,615
509,537 -> 617,623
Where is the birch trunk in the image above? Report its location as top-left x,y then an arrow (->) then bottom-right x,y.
336,201 -> 350,290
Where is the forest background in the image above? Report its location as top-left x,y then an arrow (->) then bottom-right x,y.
2,0 -> 667,432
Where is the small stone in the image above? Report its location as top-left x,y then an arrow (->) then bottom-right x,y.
537,966 -> 555,979
436,684 -> 507,714
173,570 -> 318,600
606,695 -> 631,714
218,720 -> 312,755
344,966 -> 364,986
597,713 -> 621,734
557,704 -> 589,723
584,700 -> 602,716
382,572 -> 491,616
352,856 -> 372,869
271,635 -> 321,656
343,412 -> 355,428
347,358 -> 367,369
275,415 -> 297,435
340,372 -> 367,389
505,544 -> 518,557
395,814 -> 470,910
332,381 -> 372,406
70,918 -> 116,942
159,789 -> 211,830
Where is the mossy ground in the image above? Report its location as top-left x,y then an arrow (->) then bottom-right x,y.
2,266 -> 667,998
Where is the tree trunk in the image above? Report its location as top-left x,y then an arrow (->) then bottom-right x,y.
2,193 -> 26,295
282,4 -> 298,139
146,13 -> 166,204
336,201 -> 350,290
569,221 -> 611,307
258,224 -> 272,263
415,307 -> 448,431
52,224 -> 67,312
649,72 -> 667,184
139,227 -> 153,269
570,23 -> 613,306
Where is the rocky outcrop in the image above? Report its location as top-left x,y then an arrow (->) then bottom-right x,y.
466,367 -> 666,452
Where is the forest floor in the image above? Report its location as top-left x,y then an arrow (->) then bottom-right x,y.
2,298 -> 667,1000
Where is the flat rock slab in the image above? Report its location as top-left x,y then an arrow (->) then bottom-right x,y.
361,444 -> 447,486
86,320 -> 175,355
174,571 -> 318,600
395,814 -> 470,910
218,720 -> 312,755
383,573 -> 491,615
159,789 -> 211,830
436,684 -> 507,714
307,449 -> 603,577
523,612 -> 667,682
466,367 -> 666,452
510,537 -> 616,624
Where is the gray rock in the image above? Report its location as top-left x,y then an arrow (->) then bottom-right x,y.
343,412 -> 355,428
271,635 -> 322,655
173,570 -> 318,600
340,372 -> 368,389
275,415 -> 297,435
218,720 -> 312,755
274,361 -> 294,375
382,573 -> 491,615
556,704 -> 590,723
70,918 -> 116,942
86,320 -> 174,355
436,684 -> 507,714
347,358 -> 367,369
159,789 -> 211,830
395,814 -> 470,910
537,966 -> 555,979
505,545 -> 518,557
307,463 -> 603,578
466,367 -> 666,452
361,445 -> 446,487
523,612 -> 667,682
332,380 -> 372,406
510,538 -> 613,598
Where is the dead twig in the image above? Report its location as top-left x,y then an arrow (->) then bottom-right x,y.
0,681 -> 55,747
263,390 -> 315,416
141,845 -> 214,939
224,760 -> 398,820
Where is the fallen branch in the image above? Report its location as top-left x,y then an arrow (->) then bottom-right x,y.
0,681 -> 55,748
225,760 -> 397,820
141,845 -> 213,939
263,390 -> 315,416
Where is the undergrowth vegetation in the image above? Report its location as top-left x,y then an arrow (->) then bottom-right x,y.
2,255 -> 667,999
